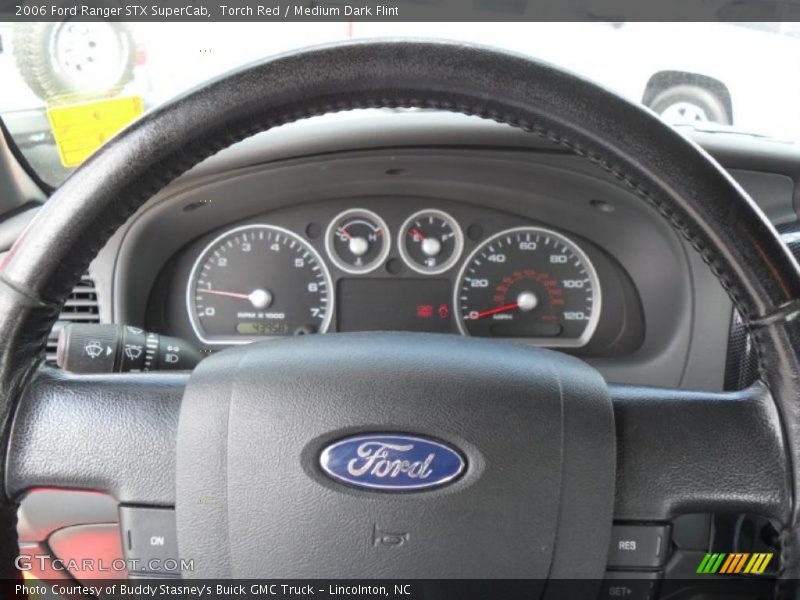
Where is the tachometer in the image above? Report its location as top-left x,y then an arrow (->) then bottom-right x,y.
187,224 -> 333,344
454,227 -> 600,346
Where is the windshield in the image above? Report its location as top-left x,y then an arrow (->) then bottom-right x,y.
1,21 -> 798,186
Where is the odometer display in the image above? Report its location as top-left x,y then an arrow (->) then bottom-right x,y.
187,224 -> 332,344
235,322 -> 290,335
454,227 -> 600,346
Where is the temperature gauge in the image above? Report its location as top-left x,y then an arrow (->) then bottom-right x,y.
399,209 -> 464,275
325,208 -> 391,274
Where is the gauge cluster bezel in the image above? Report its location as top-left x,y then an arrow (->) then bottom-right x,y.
111,146 -> 701,388
155,196 -> 640,354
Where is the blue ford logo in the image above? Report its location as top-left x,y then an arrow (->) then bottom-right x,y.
319,434 -> 465,491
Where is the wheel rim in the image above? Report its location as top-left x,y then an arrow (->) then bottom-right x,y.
48,22 -> 128,94
659,100 -> 711,124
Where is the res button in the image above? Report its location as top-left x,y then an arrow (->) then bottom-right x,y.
607,524 -> 671,569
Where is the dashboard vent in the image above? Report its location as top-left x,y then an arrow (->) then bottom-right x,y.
46,275 -> 100,364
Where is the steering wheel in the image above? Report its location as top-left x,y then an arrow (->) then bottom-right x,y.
1,40 -> 799,595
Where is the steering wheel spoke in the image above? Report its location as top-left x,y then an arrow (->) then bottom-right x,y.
610,383 -> 790,523
7,367 -> 185,506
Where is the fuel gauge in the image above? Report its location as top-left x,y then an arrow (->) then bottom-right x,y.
399,209 -> 464,275
325,208 -> 391,274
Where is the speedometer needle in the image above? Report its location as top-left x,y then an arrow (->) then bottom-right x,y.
471,292 -> 539,319
471,302 -> 519,319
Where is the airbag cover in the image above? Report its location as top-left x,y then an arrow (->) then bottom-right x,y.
175,333 -> 614,579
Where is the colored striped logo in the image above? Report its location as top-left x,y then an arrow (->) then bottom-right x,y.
696,553 -> 773,575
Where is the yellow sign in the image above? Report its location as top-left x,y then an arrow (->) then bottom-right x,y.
47,96 -> 144,168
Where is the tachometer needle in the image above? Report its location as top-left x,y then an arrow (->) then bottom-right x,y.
409,228 -> 426,240
200,288 -> 274,309
200,289 -> 250,300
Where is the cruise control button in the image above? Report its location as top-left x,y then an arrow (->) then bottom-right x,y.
119,507 -> 179,576
600,571 -> 660,600
608,524 -> 671,568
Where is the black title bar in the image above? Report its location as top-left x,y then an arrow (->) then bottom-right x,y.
2,0 -> 800,22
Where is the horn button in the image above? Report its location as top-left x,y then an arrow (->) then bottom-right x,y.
176,333 -> 614,580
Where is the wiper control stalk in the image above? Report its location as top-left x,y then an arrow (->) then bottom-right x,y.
56,324 -> 203,373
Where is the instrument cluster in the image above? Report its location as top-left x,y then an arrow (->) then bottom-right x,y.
162,199 -> 642,355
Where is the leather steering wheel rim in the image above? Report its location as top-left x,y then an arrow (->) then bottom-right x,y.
2,39 -> 800,587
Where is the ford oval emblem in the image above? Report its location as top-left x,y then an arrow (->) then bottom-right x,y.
319,434 -> 466,491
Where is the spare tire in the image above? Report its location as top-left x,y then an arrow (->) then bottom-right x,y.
649,84 -> 732,126
12,21 -> 135,103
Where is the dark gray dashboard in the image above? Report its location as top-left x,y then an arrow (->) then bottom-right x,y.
69,112 -> 799,390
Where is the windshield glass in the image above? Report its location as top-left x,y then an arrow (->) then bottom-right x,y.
1,21 -> 798,186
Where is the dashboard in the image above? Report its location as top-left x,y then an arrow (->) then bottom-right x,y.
152,197 -> 643,355
79,111 -> 800,390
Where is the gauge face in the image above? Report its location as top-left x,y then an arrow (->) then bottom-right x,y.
325,208 -> 390,274
187,225 -> 333,344
454,227 -> 601,346
398,209 -> 464,275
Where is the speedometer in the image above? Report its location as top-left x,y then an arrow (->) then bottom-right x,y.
454,227 -> 600,346
187,224 -> 333,344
